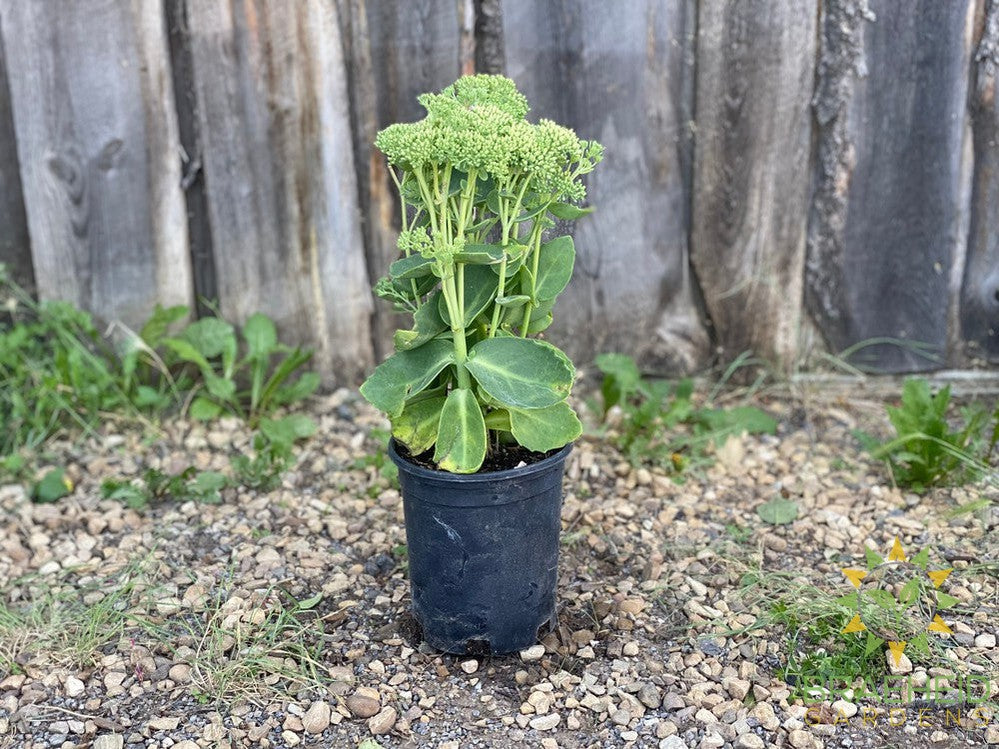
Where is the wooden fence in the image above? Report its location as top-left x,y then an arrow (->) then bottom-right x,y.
1,0 -> 997,383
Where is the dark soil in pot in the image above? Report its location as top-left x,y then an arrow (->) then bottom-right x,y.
389,439 -> 571,655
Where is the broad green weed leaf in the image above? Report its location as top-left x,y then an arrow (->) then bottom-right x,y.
243,313 -> 278,361
756,497 -> 798,525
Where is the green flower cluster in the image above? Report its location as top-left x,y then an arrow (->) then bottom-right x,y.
375,74 -> 600,202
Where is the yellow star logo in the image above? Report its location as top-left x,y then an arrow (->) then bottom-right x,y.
842,569 -> 867,588
927,615 -> 953,634
888,537 -> 907,562
927,568 -> 952,588
842,614 -> 866,634
887,641 -> 907,666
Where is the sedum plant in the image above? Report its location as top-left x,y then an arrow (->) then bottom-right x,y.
360,75 -> 603,473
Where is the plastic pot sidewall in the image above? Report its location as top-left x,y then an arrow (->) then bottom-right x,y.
389,440 -> 571,655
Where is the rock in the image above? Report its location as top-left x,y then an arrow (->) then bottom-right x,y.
638,683 -> 662,709
168,664 -> 191,683
529,713 -> 560,731
64,676 -> 85,697
722,677 -> 751,701
659,738 -> 688,749
622,641 -> 640,656
93,736 -> 123,749
975,633 -> 997,649
281,729 -> 301,746
173,743 -> 199,749
886,650 -> 913,674
788,729 -> 814,749
368,706 -> 397,735
750,702 -> 779,731
736,735 -> 765,749
147,717 -> 180,731
520,645 -> 545,662
984,725 -> 999,744
931,731 -> 950,743
832,699 -> 857,718
460,659 -> 478,674
346,687 -> 381,718
303,701 -> 331,734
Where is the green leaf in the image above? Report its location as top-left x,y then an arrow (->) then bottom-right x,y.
910,547 -> 930,569
296,593 -> 323,611
140,304 -> 188,346
163,338 -> 212,373
526,312 -> 553,334
899,578 -> 920,605
935,592 -> 960,610
390,253 -> 435,280
836,592 -> 859,607
483,409 -> 512,431
595,353 -> 642,411
549,202 -> 594,220
32,468 -> 71,503
358,741 -> 385,749
465,337 -> 574,410
190,397 -> 223,420
494,295 -> 531,309
205,373 -> 237,402
243,313 -> 278,361
395,292 -> 447,352
864,632 -> 884,655
866,589 -> 897,610
756,497 -> 798,525
865,548 -> 885,568
360,340 -> 454,418
391,396 -> 445,454
509,402 -> 581,452
454,244 -> 504,264
182,317 -> 237,362
490,242 -> 528,276
534,236 -> 575,301
438,265 -> 499,326
261,414 -> 316,446
433,388 -> 486,473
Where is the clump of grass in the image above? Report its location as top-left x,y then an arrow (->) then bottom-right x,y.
136,578 -> 336,704
591,353 -> 776,474
856,378 -> 998,491
0,559 -> 157,672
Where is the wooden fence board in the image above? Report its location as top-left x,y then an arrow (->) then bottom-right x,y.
0,0 -> 191,323
962,0 -> 999,363
0,13 -> 31,295
690,0 -> 817,372
347,0 -> 463,358
185,0 -> 372,383
806,0 -> 975,372
501,0 -> 710,372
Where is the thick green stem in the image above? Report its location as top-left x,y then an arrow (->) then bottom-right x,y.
519,219 -> 545,336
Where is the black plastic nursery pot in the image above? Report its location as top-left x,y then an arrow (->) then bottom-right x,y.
388,439 -> 571,655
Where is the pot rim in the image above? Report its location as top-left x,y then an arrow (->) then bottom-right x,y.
388,438 -> 572,484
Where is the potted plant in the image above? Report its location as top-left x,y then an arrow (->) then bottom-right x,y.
360,74 -> 603,654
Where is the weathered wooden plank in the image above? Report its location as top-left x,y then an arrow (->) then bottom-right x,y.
961,0 -> 999,363
806,0 -> 975,372
164,0 -> 216,315
0,13 -> 31,295
185,0 -> 372,383
501,0 -> 710,372
0,0 -> 192,323
349,0 -> 463,358
690,0 -> 817,372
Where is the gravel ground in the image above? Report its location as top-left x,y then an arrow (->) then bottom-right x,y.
0,388 -> 996,749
